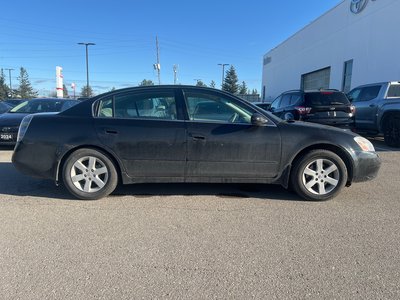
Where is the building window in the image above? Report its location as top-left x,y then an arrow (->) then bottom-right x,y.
301,67 -> 331,90
342,59 -> 353,93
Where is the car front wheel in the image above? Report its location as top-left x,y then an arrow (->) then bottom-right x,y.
290,150 -> 347,201
63,148 -> 118,200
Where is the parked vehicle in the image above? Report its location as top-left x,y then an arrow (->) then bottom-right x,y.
269,90 -> 355,128
0,102 -> 11,115
1,99 -> 26,108
12,86 -> 380,201
0,98 -> 79,145
347,81 -> 400,147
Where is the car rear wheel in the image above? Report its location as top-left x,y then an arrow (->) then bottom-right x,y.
63,148 -> 118,200
383,115 -> 400,147
290,150 -> 347,201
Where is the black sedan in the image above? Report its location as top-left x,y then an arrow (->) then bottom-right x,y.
0,98 -> 79,145
12,86 -> 381,201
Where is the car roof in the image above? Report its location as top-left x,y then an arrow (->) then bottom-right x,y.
26,98 -> 78,102
89,85 -> 249,102
281,89 -> 343,94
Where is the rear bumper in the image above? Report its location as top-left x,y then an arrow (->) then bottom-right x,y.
12,141 -> 57,180
352,151 -> 381,183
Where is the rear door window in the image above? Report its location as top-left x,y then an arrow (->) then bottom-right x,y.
115,92 -> 177,120
387,84 -> 400,98
279,94 -> 291,108
97,92 -> 177,120
290,93 -> 302,105
305,92 -> 350,106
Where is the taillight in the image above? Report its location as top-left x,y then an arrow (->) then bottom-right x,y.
295,106 -> 312,115
350,105 -> 356,114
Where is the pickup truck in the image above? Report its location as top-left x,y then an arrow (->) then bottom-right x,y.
348,81 -> 400,147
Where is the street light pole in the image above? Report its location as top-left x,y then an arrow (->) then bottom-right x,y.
78,42 -> 95,96
5,68 -> 14,98
218,63 -> 229,89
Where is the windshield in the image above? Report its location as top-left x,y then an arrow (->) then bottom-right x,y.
10,100 -> 76,114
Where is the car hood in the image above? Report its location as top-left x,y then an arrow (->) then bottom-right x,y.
0,113 -> 29,127
281,119 -> 358,137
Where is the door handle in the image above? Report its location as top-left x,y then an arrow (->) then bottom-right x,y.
189,133 -> 206,141
105,129 -> 118,134
369,104 -> 376,108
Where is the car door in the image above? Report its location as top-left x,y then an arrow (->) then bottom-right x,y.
182,88 -> 281,180
94,88 -> 187,181
349,85 -> 382,129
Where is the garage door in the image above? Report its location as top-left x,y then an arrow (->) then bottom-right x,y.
301,67 -> 331,90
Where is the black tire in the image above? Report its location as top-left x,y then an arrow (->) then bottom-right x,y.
284,112 -> 294,121
62,148 -> 118,200
290,150 -> 347,201
383,115 -> 400,147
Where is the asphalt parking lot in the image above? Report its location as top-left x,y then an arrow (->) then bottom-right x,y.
0,139 -> 399,299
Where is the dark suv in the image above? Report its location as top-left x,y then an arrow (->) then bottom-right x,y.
269,90 -> 355,128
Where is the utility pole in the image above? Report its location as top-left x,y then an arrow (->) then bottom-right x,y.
173,65 -> 178,85
5,68 -> 14,98
218,63 -> 229,89
153,36 -> 161,85
77,42 -> 95,96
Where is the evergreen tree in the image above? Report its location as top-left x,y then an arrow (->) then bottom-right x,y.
239,81 -> 248,95
209,80 -> 216,88
0,69 -> 10,99
222,65 -> 239,94
63,84 -> 68,98
81,85 -> 94,97
252,88 -> 258,95
16,67 -> 37,98
139,79 -> 154,86
195,80 -> 207,87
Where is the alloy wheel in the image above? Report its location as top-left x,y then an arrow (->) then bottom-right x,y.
302,158 -> 340,195
70,156 -> 109,193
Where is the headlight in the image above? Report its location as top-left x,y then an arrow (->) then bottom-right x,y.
354,136 -> 375,152
17,115 -> 34,142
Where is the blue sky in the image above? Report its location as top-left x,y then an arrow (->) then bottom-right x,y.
0,0 -> 341,96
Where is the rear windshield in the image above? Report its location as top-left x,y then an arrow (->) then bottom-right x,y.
304,92 -> 350,106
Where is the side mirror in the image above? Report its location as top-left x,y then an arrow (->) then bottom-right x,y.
251,113 -> 268,126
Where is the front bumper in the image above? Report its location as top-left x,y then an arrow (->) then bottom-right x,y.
352,151 -> 381,183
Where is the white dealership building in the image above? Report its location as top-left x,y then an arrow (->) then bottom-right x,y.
261,0 -> 400,101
